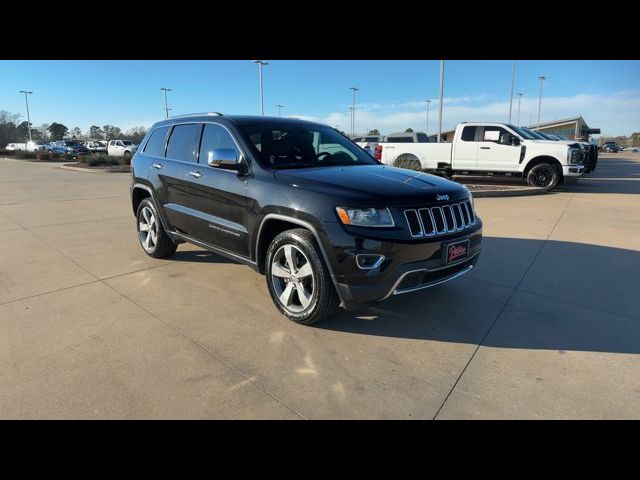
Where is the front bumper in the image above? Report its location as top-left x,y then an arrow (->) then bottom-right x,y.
321,220 -> 482,308
563,164 -> 584,177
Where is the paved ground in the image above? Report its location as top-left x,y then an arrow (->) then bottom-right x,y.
1,153 -> 639,419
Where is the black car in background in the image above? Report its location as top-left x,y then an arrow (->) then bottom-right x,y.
602,142 -> 619,153
129,114 -> 482,324
49,140 -> 91,157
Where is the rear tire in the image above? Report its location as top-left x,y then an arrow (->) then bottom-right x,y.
265,228 -> 339,325
136,198 -> 177,258
527,162 -> 559,189
393,154 -> 423,171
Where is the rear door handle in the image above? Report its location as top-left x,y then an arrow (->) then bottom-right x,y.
480,146 -> 491,150
187,171 -> 202,179
152,163 -> 163,169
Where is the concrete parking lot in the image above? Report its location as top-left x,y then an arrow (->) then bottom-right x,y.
1,153 -> 639,419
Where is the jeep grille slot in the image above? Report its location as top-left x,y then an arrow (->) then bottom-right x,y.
404,200 -> 476,238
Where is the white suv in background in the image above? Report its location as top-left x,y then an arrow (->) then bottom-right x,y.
107,140 -> 137,157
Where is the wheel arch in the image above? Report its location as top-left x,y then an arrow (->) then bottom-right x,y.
523,156 -> 564,181
255,214 -> 345,305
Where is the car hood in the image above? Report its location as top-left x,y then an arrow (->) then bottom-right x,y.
273,164 -> 467,204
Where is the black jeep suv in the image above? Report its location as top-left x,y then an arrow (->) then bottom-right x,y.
130,114 -> 482,324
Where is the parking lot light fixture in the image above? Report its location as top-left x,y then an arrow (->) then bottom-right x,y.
508,60 -> 516,123
536,76 -> 546,130
160,88 -> 172,119
19,90 -> 33,142
277,104 -> 284,117
350,86 -> 359,137
437,61 -> 444,143
517,93 -> 525,126
253,61 -> 269,116
425,99 -> 432,136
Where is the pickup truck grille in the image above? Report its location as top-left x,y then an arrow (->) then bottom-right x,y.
404,200 -> 476,237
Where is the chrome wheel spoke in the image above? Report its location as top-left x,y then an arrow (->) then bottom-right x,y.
297,283 -> 312,309
284,245 -> 296,272
143,232 -> 151,249
139,222 -> 149,232
296,262 -> 312,279
271,263 -> 291,278
279,282 -> 295,307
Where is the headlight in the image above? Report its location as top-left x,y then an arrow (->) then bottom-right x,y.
336,207 -> 394,227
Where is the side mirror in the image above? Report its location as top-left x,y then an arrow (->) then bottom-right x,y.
500,133 -> 513,145
511,136 -> 521,146
207,148 -> 248,175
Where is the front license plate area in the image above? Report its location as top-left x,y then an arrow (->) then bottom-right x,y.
444,239 -> 470,264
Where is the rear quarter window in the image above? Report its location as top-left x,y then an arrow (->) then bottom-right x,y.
143,126 -> 170,157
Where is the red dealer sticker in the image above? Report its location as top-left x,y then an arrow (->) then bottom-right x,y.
446,239 -> 469,264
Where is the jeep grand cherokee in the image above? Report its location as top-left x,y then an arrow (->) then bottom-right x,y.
130,113 -> 482,324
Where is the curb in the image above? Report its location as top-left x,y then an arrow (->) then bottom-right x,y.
469,186 -> 551,198
59,164 -> 130,173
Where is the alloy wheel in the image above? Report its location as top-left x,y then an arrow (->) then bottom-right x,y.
270,244 -> 315,313
138,206 -> 158,252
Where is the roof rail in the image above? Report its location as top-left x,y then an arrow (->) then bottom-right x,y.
170,112 -> 223,118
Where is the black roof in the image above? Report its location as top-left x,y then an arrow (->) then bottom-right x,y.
151,113 -> 324,129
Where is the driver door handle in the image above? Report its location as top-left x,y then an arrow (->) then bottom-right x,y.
152,163 -> 163,169
187,171 -> 202,179
480,146 -> 491,150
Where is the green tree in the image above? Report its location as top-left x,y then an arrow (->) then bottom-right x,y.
89,125 -> 103,140
102,125 -> 122,140
405,128 -> 414,133
47,122 -> 69,141
367,129 -> 380,135
122,126 -> 147,144
17,121 -> 32,142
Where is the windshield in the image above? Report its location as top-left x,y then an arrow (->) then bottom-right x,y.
121,141 -> 132,145
506,125 -> 538,140
238,122 -> 378,169
519,127 -> 548,140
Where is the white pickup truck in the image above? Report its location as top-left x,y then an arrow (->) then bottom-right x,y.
359,122 -> 585,188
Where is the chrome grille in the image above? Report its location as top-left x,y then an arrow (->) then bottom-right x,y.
404,199 -> 476,237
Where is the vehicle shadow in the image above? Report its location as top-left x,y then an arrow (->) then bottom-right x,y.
169,249 -> 236,264
317,237 -> 640,355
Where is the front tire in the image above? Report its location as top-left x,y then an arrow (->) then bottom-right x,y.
265,228 -> 339,325
136,198 -> 177,258
527,162 -> 560,188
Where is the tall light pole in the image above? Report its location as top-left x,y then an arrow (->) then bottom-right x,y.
425,99 -> 432,135
536,76 -> 546,130
508,60 -> 516,123
349,86 -> 359,137
437,61 -> 444,143
516,93 -> 524,126
277,104 -> 284,117
253,60 -> 269,116
19,90 -> 33,142
160,88 -> 171,119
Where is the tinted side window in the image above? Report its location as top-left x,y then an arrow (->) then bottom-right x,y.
199,124 -> 240,165
387,137 -> 413,143
461,126 -> 477,141
143,126 -> 170,156
416,133 -> 429,142
166,124 -> 201,162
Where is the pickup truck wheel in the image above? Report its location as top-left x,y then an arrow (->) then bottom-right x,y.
266,228 -> 339,325
136,198 -> 177,258
124,151 -> 131,157
393,154 -> 422,171
527,163 -> 559,188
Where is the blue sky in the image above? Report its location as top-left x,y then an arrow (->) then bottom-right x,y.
1,60 -> 638,136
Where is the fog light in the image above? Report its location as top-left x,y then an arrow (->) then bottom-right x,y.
355,254 -> 385,270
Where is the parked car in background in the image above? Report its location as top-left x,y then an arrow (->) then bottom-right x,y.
383,131 -> 430,143
520,128 -> 597,174
602,142 -> 619,153
370,122 -> 584,189
107,139 -> 137,157
86,141 -> 108,154
352,134 -> 383,153
26,141 -> 48,152
5,143 -> 27,151
49,140 -> 91,157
